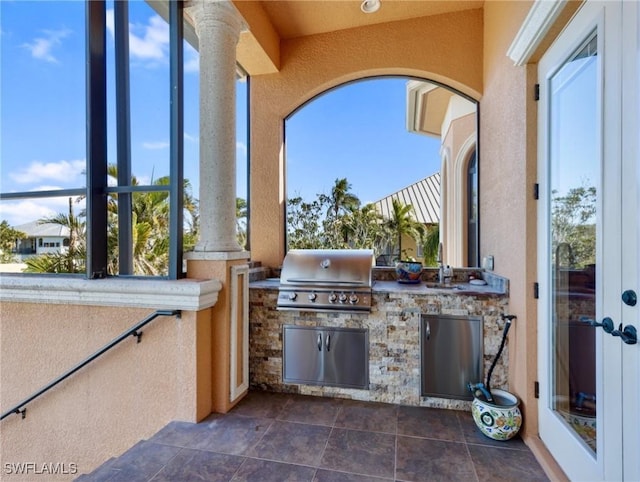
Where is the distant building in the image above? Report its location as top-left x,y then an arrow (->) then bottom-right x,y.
373,172 -> 440,264
406,81 -> 478,267
12,221 -> 70,258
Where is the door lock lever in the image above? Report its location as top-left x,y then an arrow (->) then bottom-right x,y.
610,324 -> 638,345
580,316 -> 614,333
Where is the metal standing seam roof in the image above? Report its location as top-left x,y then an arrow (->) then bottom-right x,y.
373,172 -> 440,224
12,221 -> 70,238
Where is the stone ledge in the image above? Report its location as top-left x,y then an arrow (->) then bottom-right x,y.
0,275 -> 222,311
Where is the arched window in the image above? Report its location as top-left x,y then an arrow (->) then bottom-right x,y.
466,149 -> 479,266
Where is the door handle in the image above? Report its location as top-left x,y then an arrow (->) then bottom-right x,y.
580,317 -> 637,344
325,333 -> 331,352
425,321 -> 431,341
610,323 -> 638,345
580,316 -> 615,333
317,333 -> 322,351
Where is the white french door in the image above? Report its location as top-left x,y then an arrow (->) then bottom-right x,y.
538,1 -> 640,480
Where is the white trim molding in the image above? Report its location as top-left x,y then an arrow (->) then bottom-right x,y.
185,251 -> 250,261
507,0 -> 568,66
229,264 -> 249,402
0,275 -> 222,311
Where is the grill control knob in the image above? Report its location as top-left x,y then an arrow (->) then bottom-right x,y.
308,292 -> 317,302
349,294 -> 359,304
328,293 -> 337,303
287,292 -> 297,301
339,293 -> 348,303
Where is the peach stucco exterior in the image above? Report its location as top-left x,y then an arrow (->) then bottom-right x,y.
0,1 -> 593,480
440,111 -> 476,267
248,2 -> 581,479
0,301 -> 214,479
249,8 -> 484,270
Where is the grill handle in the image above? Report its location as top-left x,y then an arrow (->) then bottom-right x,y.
285,278 -> 365,286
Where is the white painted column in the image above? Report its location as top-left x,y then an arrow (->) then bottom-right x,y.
189,0 -> 244,252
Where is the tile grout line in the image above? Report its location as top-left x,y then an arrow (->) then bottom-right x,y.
394,404 -> 399,482
456,409 -> 482,482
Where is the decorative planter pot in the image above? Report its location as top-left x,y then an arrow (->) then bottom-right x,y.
471,389 -> 522,441
395,261 -> 423,284
559,409 -> 596,451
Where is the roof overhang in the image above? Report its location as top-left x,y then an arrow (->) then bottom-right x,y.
406,80 -> 454,138
406,80 -> 476,138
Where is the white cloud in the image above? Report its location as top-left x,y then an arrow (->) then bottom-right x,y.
0,200 -> 58,227
22,28 -> 71,63
137,175 -> 152,186
32,185 -> 66,192
184,43 -> 199,73
142,141 -> 170,150
184,55 -> 199,73
236,141 -> 247,155
143,133 -> 198,148
106,9 -> 169,65
9,159 -> 85,184
105,8 -> 116,38
0,196 -> 86,227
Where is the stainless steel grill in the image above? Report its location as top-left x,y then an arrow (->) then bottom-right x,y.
277,249 -> 375,312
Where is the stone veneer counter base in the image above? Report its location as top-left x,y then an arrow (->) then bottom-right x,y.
249,279 -> 509,410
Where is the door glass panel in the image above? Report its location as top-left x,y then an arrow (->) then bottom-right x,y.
549,33 -> 598,453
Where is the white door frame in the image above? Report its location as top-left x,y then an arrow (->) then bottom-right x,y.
620,2 -> 640,479
537,1 -> 627,480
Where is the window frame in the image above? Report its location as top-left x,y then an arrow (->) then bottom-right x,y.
1,0 -> 186,280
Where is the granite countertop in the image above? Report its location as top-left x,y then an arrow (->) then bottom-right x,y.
249,278 -> 506,296
371,280 -> 506,296
249,278 -> 281,289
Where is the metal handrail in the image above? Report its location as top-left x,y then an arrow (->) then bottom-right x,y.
1,309 -> 181,421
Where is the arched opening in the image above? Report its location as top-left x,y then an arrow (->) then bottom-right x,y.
284,76 -> 479,267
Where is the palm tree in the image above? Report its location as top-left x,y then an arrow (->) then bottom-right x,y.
321,178 -> 361,247
105,166 -> 200,275
236,197 -> 248,249
338,203 -> 385,250
421,224 -> 440,266
384,198 -> 424,262
0,221 -> 26,263
25,197 -> 86,274
322,177 -> 361,220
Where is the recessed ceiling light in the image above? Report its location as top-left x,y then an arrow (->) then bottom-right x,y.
361,0 -> 381,14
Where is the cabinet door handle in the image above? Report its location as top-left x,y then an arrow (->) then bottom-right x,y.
317,333 -> 322,351
326,334 -> 331,352
425,321 -> 431,341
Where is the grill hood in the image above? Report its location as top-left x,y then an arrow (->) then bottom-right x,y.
277,249 -> 375,312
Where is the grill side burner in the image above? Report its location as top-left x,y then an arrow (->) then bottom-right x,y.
277,249 -> 374,312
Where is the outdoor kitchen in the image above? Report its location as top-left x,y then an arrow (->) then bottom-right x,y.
249,249 -> 509,410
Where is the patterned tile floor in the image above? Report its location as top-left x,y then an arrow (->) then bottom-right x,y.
76,390 -> 549,482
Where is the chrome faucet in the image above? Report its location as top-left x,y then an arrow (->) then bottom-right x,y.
437,242 -> 444,283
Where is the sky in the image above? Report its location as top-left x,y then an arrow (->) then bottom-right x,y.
1,1 -> 441,228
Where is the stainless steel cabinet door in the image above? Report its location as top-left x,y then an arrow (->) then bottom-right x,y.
283,325 -> 369,389
421,314 -> 483,399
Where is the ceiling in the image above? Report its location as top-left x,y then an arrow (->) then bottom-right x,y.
257,0 -> 484,40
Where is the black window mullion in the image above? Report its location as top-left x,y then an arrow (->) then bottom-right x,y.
245,75 -> 251,252
86,0 -> 108,279
114,0 -> 133,275
169,0 -> 184,280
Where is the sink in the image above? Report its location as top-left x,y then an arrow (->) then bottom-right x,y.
423,282 -> 462,290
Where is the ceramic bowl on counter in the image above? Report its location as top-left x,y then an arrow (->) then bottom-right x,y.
395,261 -> 423,284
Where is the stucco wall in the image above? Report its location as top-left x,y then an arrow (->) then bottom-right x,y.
440,112 -> 476,267
0,303 -> 209,479
481,0 -> 538,440
249,9 -> 484,268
